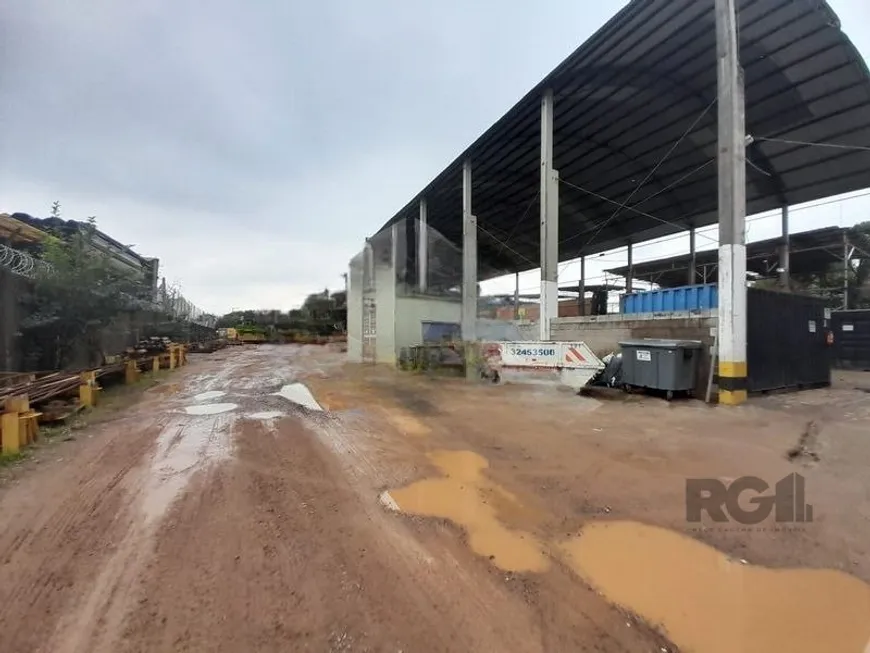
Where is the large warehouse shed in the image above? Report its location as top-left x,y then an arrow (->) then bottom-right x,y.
347,0 -> 870,403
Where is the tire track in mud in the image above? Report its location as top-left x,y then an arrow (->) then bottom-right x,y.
0,347 -> 275,653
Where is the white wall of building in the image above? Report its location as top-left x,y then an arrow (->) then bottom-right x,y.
374,263 -> 397,364
346,253 -> 364,362
394,295 -> 461,354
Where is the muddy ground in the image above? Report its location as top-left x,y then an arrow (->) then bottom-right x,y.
1,345 -> 868,652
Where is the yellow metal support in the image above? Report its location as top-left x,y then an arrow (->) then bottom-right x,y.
1,395 -> 37,452
153,356 -> 160,372
20,411 -> 40,444
169,347 -> 177,370
1,412 -> 20,454
79,371 -> 100,408
125,359 -> 141,385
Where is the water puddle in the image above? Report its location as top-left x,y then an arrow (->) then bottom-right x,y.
192,390 -> 227,402
184,403 -> 238,416
142,413 -> 235,523
246,411 -> 284,420
560,520 -> 870,653
274,383 -> 322,411
384,450 -> 549,573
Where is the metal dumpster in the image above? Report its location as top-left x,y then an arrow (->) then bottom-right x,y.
618,339 -> 703,399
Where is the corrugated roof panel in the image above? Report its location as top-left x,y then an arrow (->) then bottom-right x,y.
377,0 -> 870,281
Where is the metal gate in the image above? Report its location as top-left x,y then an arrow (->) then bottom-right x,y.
362,295 -> 377,363
831,309 -> 870,370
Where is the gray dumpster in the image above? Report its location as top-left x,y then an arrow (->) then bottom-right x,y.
618,339 -> 703,399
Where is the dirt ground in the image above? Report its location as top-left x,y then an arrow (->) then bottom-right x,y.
1,345 -> 869,652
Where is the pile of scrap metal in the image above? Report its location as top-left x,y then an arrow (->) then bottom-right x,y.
0,365 -> 121,416
128,336 -> 174,357
1,372 -> 82,408
186,339 -> 226,354
587,352 -> 624,389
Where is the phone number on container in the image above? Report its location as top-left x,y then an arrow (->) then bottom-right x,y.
508,347 -> 556,357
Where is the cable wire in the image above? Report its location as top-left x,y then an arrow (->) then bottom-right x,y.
476,223 -> 537,267
583,96 -> 717,248
496,189 -> 539,257
754,136 -> 870,153
629,159 -> 715,211
488,185 -> 870,284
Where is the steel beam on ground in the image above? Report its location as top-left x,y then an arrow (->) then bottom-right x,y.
716,0 -> 748,406
462,159 -> 477,343
539,88 -> 559,340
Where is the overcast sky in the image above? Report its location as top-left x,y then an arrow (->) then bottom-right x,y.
3,1 -> 870,314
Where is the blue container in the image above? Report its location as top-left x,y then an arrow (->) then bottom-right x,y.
621,284 -> 718,315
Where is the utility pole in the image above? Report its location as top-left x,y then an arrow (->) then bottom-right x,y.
716,0 -> 748,405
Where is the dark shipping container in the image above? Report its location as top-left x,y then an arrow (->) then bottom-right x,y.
745,288 -> 831,392
831,309 -> 870,371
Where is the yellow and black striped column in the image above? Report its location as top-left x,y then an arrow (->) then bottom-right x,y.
716,0 -> 748,405
719,360 -> 747,405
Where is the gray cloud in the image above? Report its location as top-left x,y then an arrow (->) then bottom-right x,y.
2,0 -> 869,312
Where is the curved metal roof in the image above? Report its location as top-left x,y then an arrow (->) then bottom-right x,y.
378,0 -> 870,281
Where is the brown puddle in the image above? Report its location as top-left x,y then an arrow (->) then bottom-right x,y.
560,521 -> 870,653
386,450 -> 549,573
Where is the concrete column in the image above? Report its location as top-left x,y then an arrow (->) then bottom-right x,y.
539,88 -> 559,340
405,216 -> 417,288
579,256 -> 586,316
513,271 -> 520,319
626,242 -> 634,294
716,0 -> 748,405
844,231 -> 852,310
363,238 -> 374,290
418,198 -> 428,292
390,222 -> 400,273
461,159 -> 477,343
688,226 -> 697,286
779,205 -> 790,289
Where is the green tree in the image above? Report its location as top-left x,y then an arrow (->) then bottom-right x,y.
22,218 -> 141,369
